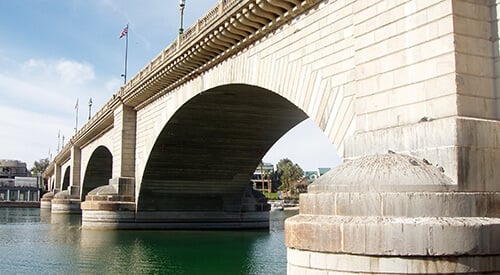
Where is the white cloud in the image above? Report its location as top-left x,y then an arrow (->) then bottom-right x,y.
105,78 -> 123,93
20,58 -> 95,84
0,56 -> 115,167
22,58 -> 47,69
56,60 -> 95,84
0,58 -> 110,113
0,106 -> 72,168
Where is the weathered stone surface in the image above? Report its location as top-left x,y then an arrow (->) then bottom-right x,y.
286,215 -> 500,256
309,153 -> 455,193
51,198 -> 81,214
286,152 -> 500,273
300,192 -> 500,217
288,249 -> 500,274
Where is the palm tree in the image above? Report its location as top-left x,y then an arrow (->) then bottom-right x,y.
276,158 -> 304,196
31,158 -> 50,175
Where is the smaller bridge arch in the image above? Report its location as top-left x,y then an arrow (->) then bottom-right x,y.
81,146 -> 113,201
61,166 -> 70,192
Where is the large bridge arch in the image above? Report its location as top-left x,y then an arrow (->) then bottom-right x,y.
137,84 -> 308,211
81,146 -> 113,201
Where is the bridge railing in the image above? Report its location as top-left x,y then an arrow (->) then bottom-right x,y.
121,0 -> 243,98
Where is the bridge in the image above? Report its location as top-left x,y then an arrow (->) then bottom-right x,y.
42,0 -> 499,273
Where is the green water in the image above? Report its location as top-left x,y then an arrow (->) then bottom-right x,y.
0,208 -> 297,274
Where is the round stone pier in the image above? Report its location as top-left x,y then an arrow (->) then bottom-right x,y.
285,153 -> 500,274
51,190 -> 81,214
40,192 -> 54,209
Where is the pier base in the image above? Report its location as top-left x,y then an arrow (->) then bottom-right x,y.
82,207 -> 269,230
40,192 -> 54,209
81,181 -> 270,230
285,154 -> 500,274
51,191 -> 81,214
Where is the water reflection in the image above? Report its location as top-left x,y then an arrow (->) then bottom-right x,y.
0,207 -> 40,224
80,228 -> 272,274
0,208 -> 298,274
39,208 -> 52,224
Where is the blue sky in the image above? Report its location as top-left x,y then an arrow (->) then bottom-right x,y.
0,0 -> 340,171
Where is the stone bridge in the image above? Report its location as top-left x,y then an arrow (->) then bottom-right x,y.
43,0 -> 499,273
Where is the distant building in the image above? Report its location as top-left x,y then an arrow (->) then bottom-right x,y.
304,168 -> 331,183
318,167 -> 331,176
304,171 -> 319,183
0,160 -> 41,202
0,160 -> 30,178
251,162 -> 274,193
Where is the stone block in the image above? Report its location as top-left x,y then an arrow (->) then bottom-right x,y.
109,177 -> 135,196
69,185 -> 80,198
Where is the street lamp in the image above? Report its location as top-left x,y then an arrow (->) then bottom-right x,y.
88,97 -> 93,120
179,0 -> 185,36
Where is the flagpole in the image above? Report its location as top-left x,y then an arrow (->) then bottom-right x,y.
75,99 -> 79,134
123,23 -> 129,85
179,0 -> 185,36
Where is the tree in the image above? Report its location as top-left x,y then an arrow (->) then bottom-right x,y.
276,158 -> 304,195
31,158 -> 50,175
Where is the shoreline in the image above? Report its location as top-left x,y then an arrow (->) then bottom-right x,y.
0,201 -> 40,208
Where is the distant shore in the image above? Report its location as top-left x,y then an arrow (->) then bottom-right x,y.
0,201 -> 40,208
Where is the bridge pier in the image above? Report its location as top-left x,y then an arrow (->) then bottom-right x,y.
51,186 -> 81,214
81,177 -> 270,229
40,192 -> 54,209
285,153 -> 500,274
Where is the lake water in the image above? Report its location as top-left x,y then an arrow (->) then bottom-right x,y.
0,208 -> 298,274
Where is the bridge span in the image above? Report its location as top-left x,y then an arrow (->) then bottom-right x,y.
43,0 -> 499,273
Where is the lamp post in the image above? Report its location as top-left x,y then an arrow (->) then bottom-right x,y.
88,97 -> 93,120
179,0 -> 185,36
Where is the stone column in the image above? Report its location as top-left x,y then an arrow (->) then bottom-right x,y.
343,0 -> 500,192
111,103 -> 136,197
70,146 -> 81,199
54,163 -> 61,193
51,145 -> 83,214
112,103 -> 136,179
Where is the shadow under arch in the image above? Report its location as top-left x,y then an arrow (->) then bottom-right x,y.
138,84 -> 308,212
61,166 -> 70,192
81,146 -> 112,201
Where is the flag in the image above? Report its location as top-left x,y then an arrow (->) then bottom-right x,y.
119,25 -> 128,38
75,99 -> 79,110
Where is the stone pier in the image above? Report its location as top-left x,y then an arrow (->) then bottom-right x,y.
286,154 -> 500,274
51,186 -> 81,214
40,192 -> 54,209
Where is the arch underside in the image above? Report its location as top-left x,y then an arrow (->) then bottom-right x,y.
138,84 -> 307,212
81,146 -> 112,201
62,166 -> 70,192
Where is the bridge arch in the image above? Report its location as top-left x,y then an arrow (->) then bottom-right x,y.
81,146 -> 113,201
137,84 -> 308,212
61,166 -> 70,192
